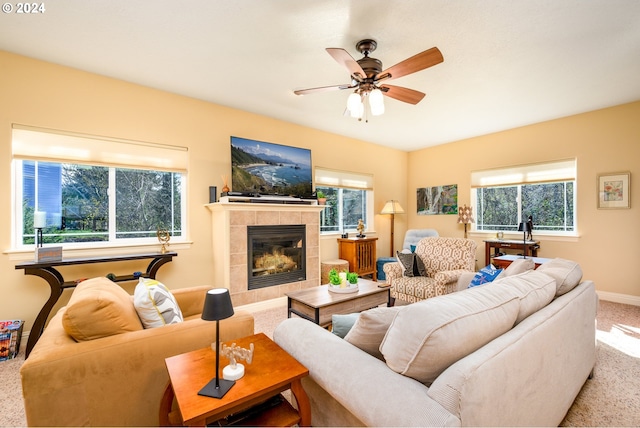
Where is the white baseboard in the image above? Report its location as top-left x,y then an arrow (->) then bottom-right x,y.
597,291 -> 640,306
236,296 -> 287,313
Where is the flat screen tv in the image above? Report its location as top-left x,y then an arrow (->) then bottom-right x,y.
230,136 -> 313,198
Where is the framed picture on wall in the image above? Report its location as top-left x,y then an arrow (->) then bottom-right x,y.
417,184 -> 458,215
597,172 -> 630,209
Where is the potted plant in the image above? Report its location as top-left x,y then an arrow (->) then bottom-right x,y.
346,272 -> 358,285
316,190 -> 326,206
328,268 -> 342,287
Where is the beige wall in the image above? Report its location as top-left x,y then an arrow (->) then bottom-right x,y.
406,101 -> 640,300
0,51 -> 408,330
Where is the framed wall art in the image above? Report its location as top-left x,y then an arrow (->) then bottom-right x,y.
417,184 -> 458,215
597,172 -> 630,209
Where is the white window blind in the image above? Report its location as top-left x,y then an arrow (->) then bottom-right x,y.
12,125 -> 188,172
471,159 -> 576,188
315,167 -> 374,190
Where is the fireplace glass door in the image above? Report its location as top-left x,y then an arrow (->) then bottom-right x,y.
247,225 -> 306,289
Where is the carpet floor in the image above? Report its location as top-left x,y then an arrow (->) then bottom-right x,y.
1,300 -> 638,426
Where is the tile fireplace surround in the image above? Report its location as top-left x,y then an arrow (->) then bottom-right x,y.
207,202 -> 324,306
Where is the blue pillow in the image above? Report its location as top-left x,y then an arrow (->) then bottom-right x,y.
332,313 -> 360,338
410,245 -> 417,253
468,265 -> 503,288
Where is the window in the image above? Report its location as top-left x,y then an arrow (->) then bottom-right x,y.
12,126 -> 187,248
315,168 -> 373,234
472,159 -> 576,234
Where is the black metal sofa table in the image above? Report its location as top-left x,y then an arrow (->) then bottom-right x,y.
15,252 -> 177,357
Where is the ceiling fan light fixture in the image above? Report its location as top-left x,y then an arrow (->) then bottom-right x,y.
347,92 -> 363,118
369,88 -> 385,116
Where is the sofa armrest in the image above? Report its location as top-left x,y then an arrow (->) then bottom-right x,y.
384,261 -> 403,284
274,318 -> 458,427
21,308 -> 254,427
173,285 -> 212,318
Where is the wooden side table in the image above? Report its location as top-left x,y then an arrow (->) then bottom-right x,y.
337,237 -> 378,280
492,255 -> 551,270
161,333 -> 310,427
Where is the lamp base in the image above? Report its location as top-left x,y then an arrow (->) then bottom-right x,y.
223,363 -> 245,381
198,377 -> 235,399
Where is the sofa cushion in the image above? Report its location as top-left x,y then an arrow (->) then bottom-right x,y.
380,285 -> 520,385
468,264 -> 503,287
133,278 -> 184,328
536,258 -> 583,296
344,306 -> 403,360
493,270 -> 556,324
495,257 -> 535,280
62,277 -> 143,341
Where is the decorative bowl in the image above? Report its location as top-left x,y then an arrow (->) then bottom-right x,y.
328,282 -> 359,294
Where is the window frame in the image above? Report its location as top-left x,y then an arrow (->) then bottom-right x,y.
470,159 -> 578,238
10,126 -> 189,253
315,167 -> 374,236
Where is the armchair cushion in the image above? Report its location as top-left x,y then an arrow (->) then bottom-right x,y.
62,277 -> 143,341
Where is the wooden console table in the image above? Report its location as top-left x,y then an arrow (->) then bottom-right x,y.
15,252 -> 177,357
484,239 -> 540,266
337,237 -> 378,280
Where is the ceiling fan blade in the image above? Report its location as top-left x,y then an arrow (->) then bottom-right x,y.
378,47 -> 443,81
326,48 -> 366,81
380,85 -> 426,105
294,84 -> 352,96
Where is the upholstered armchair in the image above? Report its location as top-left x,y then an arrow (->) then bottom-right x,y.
384,237 -> 477,304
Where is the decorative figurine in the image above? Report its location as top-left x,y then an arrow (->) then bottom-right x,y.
217,342 -> 255,381
221,174 -> 230,194
356,219 -> 365,238
156,228 -> 171,254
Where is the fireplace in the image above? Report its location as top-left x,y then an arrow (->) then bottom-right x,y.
247,225 -> 306,290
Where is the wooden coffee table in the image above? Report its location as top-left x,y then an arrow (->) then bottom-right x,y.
160,333 -> 310,427
286,279 -> 391,327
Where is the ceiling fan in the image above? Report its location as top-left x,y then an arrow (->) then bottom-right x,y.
294,39 -> 443,120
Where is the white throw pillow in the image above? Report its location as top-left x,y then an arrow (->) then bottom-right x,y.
380,286 -> 520,385
134,278 -> 183,328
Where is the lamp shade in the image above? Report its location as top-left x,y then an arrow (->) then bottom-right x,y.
457,205 -> 474,224
369,88 -> 385,116
201,289 -> 234,321
347,92 -> 363,118
517,222 -> 532,233
381,200 -> 405,215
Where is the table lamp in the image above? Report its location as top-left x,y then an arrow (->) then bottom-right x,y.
517,221 -> 533,258
457,205 -> 474,239
381,200 -> 405,255
198,288 -> 235,399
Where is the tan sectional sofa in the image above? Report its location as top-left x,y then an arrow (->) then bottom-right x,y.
20,277 -> 254,427
275,259 -> 597,426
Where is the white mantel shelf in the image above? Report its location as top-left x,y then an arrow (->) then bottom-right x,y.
206,202 -> 325,213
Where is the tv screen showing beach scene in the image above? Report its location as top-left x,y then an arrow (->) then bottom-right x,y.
230,137 -> 313,197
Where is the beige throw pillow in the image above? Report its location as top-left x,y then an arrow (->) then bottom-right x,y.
536,258 -> 583,296
380,286 -> 520,385
344,306 -> 403,360
495,257 -> 535,280
62,277 -> 143,341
